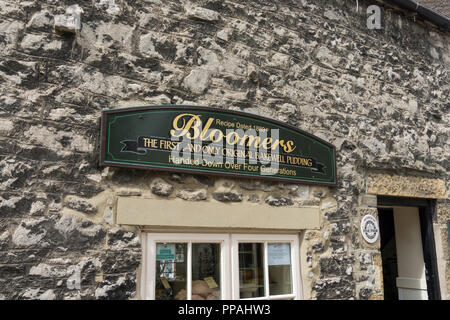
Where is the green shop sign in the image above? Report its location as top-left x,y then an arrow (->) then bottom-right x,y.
100,105 -> 337,186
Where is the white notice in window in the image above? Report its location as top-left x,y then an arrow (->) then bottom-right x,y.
268,243 -> 291,266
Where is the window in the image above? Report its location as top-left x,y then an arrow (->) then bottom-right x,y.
232,234 -> 299,300
141,233 -> 302,300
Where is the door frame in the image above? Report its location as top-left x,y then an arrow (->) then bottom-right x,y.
377,196 -> 441,300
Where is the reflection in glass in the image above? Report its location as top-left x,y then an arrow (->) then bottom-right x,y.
191,243 -> 221,300
155,243 -> 187,300
268,243 -> 292,296
238,243 -> 265,298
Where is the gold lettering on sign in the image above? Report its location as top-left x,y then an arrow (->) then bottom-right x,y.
170,113 -> 297,153
143,138 -> 151,148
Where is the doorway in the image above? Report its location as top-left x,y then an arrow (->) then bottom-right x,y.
377,196 -> 441,300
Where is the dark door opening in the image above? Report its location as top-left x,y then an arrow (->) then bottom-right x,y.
377,196 -> 441,300
378,208 -> 398,300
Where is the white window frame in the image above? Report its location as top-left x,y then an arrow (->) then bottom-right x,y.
141,233 -> 302,300
231,234 -> 301,300
143,233 -> 231,300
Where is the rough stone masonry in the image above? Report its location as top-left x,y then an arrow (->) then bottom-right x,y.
0,0 -> 449,299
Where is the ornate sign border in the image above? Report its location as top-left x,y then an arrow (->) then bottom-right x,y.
100,105 -> 338,186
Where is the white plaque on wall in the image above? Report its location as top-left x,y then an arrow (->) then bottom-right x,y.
361,214 -> 379,243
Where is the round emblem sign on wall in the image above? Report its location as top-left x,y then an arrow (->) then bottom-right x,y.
361,215 -> 379,244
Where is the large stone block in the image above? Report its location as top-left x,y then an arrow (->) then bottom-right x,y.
54,213 -> 106,249
54,5 -> 83,35
186,7 -> 220,22
367,173 -> 446,199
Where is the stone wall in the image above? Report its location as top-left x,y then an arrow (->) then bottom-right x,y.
0,0 -> 448,299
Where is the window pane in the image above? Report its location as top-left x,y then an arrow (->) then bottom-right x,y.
238,243 -> 265,298
268,243 -> 292,296
155,243 -> 187,300
191,243 -> 221,300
